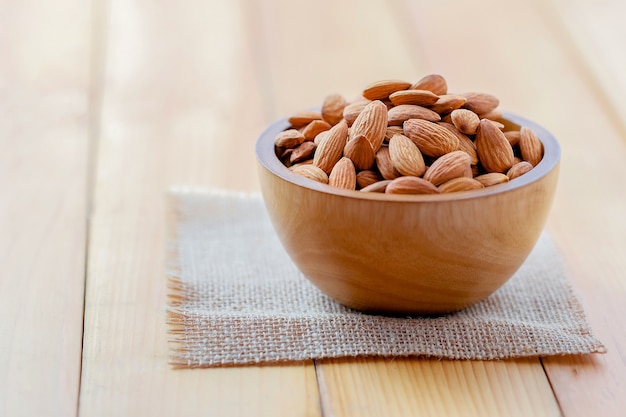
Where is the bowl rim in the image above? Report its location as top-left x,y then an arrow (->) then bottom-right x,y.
256,111 -> 560,202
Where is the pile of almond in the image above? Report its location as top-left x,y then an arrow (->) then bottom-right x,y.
274,74 -> 544,194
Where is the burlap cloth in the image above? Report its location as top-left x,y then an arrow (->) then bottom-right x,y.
166,188 -> 605,367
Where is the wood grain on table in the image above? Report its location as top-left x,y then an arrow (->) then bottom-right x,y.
1,0 -> 624,416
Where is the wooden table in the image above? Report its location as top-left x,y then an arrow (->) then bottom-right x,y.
2,0 -> 625,415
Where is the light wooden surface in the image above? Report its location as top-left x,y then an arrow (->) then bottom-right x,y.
1,0 -> 624,416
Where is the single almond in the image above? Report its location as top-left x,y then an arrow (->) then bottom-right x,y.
389,89 -> 440,106
301,119 -> 331,141
342,100 -> 371,126
410,74 -> 447,95
504,130 -> 521,147
474,173 -> 509,187
314,130 -> 329,145
388,134 -> 426,177
329,157 -> 357,190
461,92 -> 499,115
428,94 -> 467,115
280,148 -> 294,166
437,122 -> 479,165
362,79 -> 412,100
403,119 -> 459,157
423,150 -> 472,185
350,100 -> 388,151
519,127 -> 544,166
275,129 -> 305,149
479,109 -> 503,121
288,111 -> 322,128
290,141 -> 317,164
439,177 -> 485,193
356,170 -> 383,189
322,94 -> 348,125
292,164 -> 329,184
384,126 -> 404,142
450,109 -> 480,135
507,161 -> 534,180
313,120 -> 348,174
475,119 -> 514,173
360,180 -> 392,193
289,159 -> 314,170
386,176 -> 441,195
387,105 -> 441,126
344,134 -> 375,171
375,147 -> 401,180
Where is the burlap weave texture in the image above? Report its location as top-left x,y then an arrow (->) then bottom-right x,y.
167,189 -> 604,367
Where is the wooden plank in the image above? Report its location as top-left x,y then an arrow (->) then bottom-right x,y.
78,1 -> 320,416
257,0 -> 559,415
539,0 -> 626,132
397,0 -> 626,415
317,358 -> 560,417
0,1 -> 90,416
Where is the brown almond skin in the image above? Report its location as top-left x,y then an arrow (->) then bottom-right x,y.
386,176 -> 441,195
504,130 -> 521,147
342,100 -> 370,126
360,180 -> 392,193
275,129 -> 305,149
375,147 -> 401,180
288,111 -> 322,128
350,100 -> 388,152
519,127 -> 544,166
356,170 -> 383,189
410,74 -> 447,95
438,177 -> 485,193
362,79 -> 412,100
428,95 -> 467,115
507,161 -> 534,180
313,120 -> 348,174
322,94 -> 348,125
388,134 -> 426,177
403,119 -> 459,157
474,173 -> 509,187
344,134 -> 375,171
438,122 -> 479,165
387,105 -> 441,126
461,92 -> 499,115
292,164 -> 329,184
301,120 -> 331,141
475,119 -> 514,173
329,157 -> 357,190
450,109 -> 480,135
423,150 -> 472,186
389,89 -> 440,106
290,141 -> 317,164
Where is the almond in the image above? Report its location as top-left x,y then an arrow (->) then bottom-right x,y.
479,109 -> 503,121
344,134 -> 375,171
504,130 -> 521,147
461,92 -> 499,115
450,109 -> 480,135
474,173 -> 509,187
403,119 -> 459,157
362,79 -> 412,100
384,126 -> 404,143
289,159 -> 314,170
360,180 -> 391,193
439,177 -> 484,193
290,141 -> 317,164
275,129 -> 305,148
437,122 -> 479,165
386,176 -> 440,195
428,95 -> 467,115
329,157 -> 357,190
475,119 -> 514,173
313,120 -> 348,174
314,130 -> 329,145
350,100 -> 388,151
302,120 -> 331,141
356,170 -> 383,189
507,161 -> 534,180
410,74 -> 447,95
322,94 -> 348,125
375,147 -> 401,180
292,164 -> 329,184
387,105 -> 441,126
423,150 -> 472,185
288,111 -> 322,128
519,127 -> 544,166
388,134 -> 426,177
342,100 -> 370,126
388,89 -> 440,106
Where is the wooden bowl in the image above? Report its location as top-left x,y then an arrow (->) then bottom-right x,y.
256,113 -> 560,314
